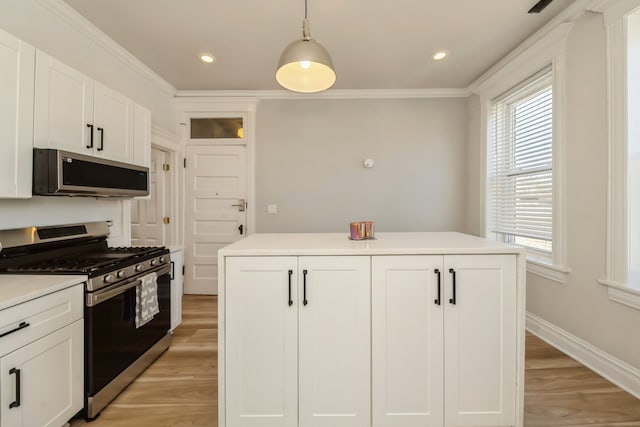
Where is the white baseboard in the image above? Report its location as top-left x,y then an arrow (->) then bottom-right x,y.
526,312 -> 640,400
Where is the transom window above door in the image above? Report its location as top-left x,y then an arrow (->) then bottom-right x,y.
190,117 -> 244,139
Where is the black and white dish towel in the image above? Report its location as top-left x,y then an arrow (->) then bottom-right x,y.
135,272 -> 159,328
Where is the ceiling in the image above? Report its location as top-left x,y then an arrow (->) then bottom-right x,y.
62,0 -> 575,91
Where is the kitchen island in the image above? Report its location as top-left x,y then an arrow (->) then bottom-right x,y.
218,232 -> 526,427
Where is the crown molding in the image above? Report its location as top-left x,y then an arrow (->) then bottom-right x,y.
175,88 -> 470,100
37,0 -> 176,96
468,0 -> 588,94
587,0 -> 640,18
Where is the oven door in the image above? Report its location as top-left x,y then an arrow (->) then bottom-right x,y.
85,264 -> 171,396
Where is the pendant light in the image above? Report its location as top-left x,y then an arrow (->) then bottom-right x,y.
275,0 -> 336,93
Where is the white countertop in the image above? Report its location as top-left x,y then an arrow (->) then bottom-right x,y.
166,245 -> 184,253
219,232 -> 525,256
0,275 -> 86,310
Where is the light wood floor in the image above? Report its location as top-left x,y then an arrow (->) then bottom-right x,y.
71,296 -> 640,426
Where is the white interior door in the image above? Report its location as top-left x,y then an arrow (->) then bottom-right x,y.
184,145 -> 247,295
131,147 -> 168,246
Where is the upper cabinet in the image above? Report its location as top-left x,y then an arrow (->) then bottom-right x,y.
0,29 -> 35,198
34,50 -> 145,166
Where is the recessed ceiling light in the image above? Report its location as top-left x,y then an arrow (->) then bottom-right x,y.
432,51 -> 448,61
200,54 -> 215,63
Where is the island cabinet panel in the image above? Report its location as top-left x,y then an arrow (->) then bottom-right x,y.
443,254 -> 516,427
225,256 -> 299,427
298,256 -> 371,427
372,254 -> 517,427
224,256 -> 371,427
219,232 -> 525,427
371,255 -> 445,427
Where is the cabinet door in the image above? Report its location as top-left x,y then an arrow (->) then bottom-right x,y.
225,257 -> 298,427
170,249 -> 184,331
444,255 -> 517,427
298,256 -> 370,427
0,320 -> 83,427
372,255 -> 444,427
0,29 -> 34,198
93,81 -> 134,163
133,103 -> 151,167
34,51 -> 94,155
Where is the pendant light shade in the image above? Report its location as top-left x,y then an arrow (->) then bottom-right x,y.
276,11 -> 336,93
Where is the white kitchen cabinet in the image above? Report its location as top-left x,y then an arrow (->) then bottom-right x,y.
219,232 -> 526,427
372,254 -> 517,427
93,81 -> 134,163
133,104 -> 151,168
34,50 -> 145,166
0,320 -> 83,427
0,29 -> 35,198
169,247 -> 184,331
371,255 -> 444,427
225,256 -> 371,427
0,282 -> 84,427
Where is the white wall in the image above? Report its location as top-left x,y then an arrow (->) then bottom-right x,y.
255,98 -> 468,233
0,0 -> 176,243
470,12 -> 640,370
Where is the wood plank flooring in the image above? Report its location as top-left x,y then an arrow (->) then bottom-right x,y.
70,295 -> 217,426
71,296 -> 640,426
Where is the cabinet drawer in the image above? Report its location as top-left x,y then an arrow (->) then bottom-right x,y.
0,284 -> 83,356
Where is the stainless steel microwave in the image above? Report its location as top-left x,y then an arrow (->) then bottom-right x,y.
33,149 -> 149,197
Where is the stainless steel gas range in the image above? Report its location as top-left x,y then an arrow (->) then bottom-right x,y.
0,222 -> 172,420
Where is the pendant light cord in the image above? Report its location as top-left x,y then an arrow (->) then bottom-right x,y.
304,0 -> 308,19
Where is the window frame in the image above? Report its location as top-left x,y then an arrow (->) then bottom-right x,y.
473,24 -> 571,284
594,0 -> 640,309
488,69 -> 554,261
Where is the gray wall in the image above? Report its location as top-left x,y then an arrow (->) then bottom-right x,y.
255,98 -> 468,233
468,12 -> 640,370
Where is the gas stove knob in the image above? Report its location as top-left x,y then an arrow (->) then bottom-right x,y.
103,274 -> 114,284
117,270 -> 125,279
135,264 -> 143,272
159,256 -> 167,263
150,259 -> 158,266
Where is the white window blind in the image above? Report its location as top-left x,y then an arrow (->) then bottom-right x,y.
488,70 -> 553,255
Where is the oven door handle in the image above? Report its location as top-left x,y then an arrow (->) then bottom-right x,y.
87,263 -> 171,307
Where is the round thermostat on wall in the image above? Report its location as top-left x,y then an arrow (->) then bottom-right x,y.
363,159 -> 374,168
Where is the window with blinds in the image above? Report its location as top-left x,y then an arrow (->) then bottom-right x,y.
488,70 -> 553,257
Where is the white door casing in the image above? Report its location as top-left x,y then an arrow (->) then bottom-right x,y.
131,147 -> 167,246
184,145 -> 247,295
372,255 -> 445,427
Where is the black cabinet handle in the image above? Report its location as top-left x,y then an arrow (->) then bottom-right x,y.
86,124 -> 94,148
9,367 -> 20,409
288,270 -> 293,306
449,268 -> 457,305
170,261 -> 175,280
0,321 -> 29,338
303,269 -> 308,306
238,224 -> 244,235
434,269 -> 441,305
97,127 -> 104,151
